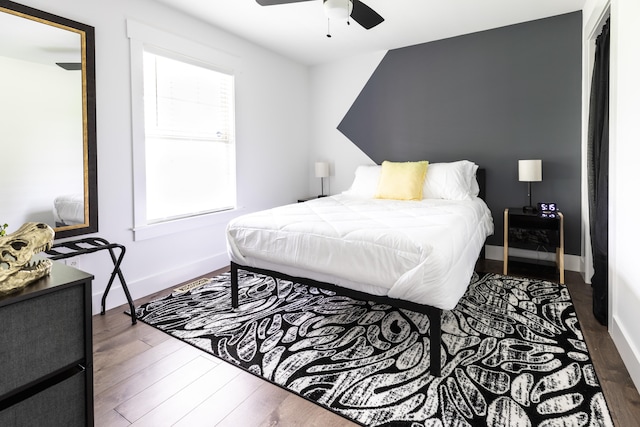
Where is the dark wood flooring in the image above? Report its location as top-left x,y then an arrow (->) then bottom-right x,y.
93,261 -> 640,426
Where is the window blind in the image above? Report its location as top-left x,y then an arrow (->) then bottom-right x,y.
143,51 -> 234,142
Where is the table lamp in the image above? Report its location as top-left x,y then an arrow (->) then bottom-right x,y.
315,161 -> 329,197
518,159 -> 542,212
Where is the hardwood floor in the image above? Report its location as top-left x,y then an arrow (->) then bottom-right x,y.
93,262 -> 640,426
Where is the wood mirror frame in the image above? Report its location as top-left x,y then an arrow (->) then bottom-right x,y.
0,0 -> 97,239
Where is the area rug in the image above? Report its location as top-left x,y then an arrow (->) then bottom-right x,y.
135,271 -> 614,426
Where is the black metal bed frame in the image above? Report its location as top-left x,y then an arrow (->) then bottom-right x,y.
228,168 -> 487,378
230,261 -> 443,376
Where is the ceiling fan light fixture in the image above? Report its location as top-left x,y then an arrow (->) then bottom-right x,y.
323,0 -> 353,20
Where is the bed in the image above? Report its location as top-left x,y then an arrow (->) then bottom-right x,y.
226,160 -> 494,376
53,194 -> 85,227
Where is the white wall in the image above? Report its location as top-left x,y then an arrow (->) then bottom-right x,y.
0,56 -> 83,227
12,0 -> 310,313
308,51 -> 386,196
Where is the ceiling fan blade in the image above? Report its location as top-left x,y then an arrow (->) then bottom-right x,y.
350,0 -> 384,29
256,0 -> 313,5
56,62 -> 82,71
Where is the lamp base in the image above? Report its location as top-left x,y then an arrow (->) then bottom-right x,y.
523,205 -> 536,213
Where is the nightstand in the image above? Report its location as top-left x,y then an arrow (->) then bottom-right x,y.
503,208 -> 564,284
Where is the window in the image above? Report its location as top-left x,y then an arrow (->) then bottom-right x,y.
127,19 -> 240,240
143,50 -> 236,223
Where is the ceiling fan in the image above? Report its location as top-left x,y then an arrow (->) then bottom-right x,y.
256,0 -> 384,31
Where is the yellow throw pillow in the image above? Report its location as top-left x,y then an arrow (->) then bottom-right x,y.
375,160 -> 429,200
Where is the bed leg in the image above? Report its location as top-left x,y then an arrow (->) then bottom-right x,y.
430,308 -> 442,377
231,262 -> 239,309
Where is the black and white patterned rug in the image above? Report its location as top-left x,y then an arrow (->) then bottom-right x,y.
135,271 -> 614,426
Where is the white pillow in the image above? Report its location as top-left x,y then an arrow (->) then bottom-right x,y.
344,161 -> 480,200
342,165 -> 381,198
422,160 -> 478,200
469,164 -> 480,197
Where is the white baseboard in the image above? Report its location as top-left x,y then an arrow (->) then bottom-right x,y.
91,252 -> 229,315
485,244 -> 583,273
611,315 -> 640,394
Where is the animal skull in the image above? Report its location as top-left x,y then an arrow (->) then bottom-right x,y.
0,222 -> 54,294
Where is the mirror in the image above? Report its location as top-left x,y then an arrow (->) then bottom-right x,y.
0,0 -> 97,239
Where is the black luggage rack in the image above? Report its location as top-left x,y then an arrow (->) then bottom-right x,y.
45,237 -> 136,324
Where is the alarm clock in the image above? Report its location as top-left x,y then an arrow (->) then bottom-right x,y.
538,202 -> 558,218
537,202 -> 557,213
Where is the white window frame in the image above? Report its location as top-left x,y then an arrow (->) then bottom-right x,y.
127,20 -> 242,241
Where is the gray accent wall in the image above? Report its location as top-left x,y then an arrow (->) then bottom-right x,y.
337,12 -> 582,255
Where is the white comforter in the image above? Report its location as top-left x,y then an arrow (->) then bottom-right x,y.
226,194 -> 494,311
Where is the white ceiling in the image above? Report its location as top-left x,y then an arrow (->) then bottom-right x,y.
152,0 -> 585,66
0,10 -> 81,66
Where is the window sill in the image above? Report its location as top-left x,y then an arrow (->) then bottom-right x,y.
133,207 -> 245,241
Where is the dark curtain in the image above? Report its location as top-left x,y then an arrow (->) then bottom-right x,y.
587,18 -> 610,326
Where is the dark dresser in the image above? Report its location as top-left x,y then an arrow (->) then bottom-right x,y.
0,262 -> 94,426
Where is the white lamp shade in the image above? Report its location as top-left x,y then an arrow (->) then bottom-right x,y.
518,159 -> 542,182
315,162 -> 330,178
324,0 -> 353,19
